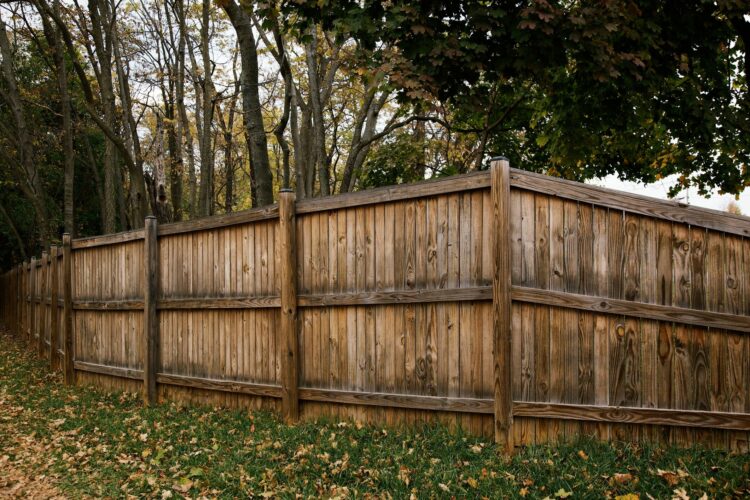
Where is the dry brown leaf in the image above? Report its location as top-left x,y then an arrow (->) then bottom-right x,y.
614,472 -> 634,485
398,465 -> 411,486
671,488 -> 689,500
172,478 -> 193,493
657,469 -> 681,486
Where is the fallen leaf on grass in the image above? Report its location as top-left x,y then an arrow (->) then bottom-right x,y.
555,488 -> 573,498
657,469 -> 688,487
578,450 -> 589,460
398,465 -> 411,486
172,477 -> 193,493
672,488 -> 689,500
614,473 -> 634,485
615,494 -> 639,500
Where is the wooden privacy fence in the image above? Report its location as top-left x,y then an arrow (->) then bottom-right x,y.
2,158 -> 750,451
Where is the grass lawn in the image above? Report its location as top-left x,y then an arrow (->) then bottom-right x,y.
0,332 -> 748,499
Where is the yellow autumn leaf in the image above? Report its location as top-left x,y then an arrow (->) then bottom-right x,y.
615,494 -> 639,500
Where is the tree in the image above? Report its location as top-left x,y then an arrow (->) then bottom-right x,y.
222,0 -> 275,207
279,0 -> 750,197
0,15 -> 52,246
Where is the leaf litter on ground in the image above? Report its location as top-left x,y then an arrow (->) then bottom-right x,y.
0,330 -> 748,498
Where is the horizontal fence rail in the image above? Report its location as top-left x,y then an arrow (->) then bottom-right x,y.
2,160 -> 750,452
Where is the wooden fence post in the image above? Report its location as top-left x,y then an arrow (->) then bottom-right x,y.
143,216 -> 159,405
17,264 -> 22,337
39,251 -> 48,358
10,266 -> 16,336
491,157 -> 514,452
29,257 -> 36,350
25,260 -> 31,341
50,245 -> 59,371
279,190 -> 299,422
12,266 -> 17,336
21,261 -> 27,339
62,234 -> 74,385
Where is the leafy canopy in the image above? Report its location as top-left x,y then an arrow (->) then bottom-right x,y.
276,0 -> 750,196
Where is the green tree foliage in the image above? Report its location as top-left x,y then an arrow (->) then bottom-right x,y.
0,34 -> 104,266
279,0 -> 750,196
359,131 -> 429,189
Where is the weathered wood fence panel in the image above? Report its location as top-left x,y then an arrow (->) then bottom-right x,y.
72,238 -> 145,393
2,162 -> 749,452
507,187 -> 750,449
156,217 -> 282,411
293,185 -> 496,436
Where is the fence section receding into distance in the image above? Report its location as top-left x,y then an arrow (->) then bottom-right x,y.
2,159 -> 750,452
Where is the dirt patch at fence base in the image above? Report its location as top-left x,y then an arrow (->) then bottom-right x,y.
0,455 -> 65,499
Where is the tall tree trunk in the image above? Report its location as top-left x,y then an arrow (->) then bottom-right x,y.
305,31 -> 330,196
40,0 -> 75,235
163,1 -> 183,222
83,132 -> 106,229
271,23 -> 293,190
224,127 -> 234,213
222,0 -> 274,207
88,0 -> 118,232
197,0 -> 215,216
172,0 -> 197,218
109,0 -> 148,226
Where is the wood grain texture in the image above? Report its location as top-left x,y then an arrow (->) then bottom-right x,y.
512,286 -> 750,333
298,287 -> 491,306
296,171 -> 490,214
29,257 -> 36,351
38,251 -> 48,359
143,217 -> 158,405
158,204 -> 279,236
75,361 -> 143,380
71,229 -> 145,249
156,373 -> 283,398
50,246 -> 59,371
62,235 -> 74,384
513,401 -> 750,431
159,297 -> 280,309
299,387 -> 493,414
279,191 -> 299,422
491,158 -> 514,451
509,170 -> 750,237
4,167 -> 750,450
